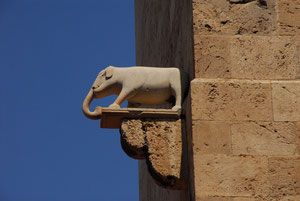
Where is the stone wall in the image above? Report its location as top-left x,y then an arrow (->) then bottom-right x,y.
135,0 -> 194,201
191,0 -> 300,200
135,0 -> 300,201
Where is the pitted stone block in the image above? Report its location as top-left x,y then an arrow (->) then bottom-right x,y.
120,118 -> 186,190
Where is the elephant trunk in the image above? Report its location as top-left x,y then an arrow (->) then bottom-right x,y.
82,89 -> 102,120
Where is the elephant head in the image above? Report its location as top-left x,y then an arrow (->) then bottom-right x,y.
82,66 -> 119,120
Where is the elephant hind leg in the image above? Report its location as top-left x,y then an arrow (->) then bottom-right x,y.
170,79 -> 182,111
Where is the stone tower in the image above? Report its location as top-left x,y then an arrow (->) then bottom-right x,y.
135,0 -> 300,201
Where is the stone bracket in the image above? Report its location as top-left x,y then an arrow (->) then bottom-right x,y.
100,108 -> 186,190
100,108 -> 181,129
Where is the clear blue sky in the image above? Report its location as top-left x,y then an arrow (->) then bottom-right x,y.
0,0 -> 138,200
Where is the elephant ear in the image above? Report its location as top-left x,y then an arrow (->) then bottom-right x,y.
99,70 -> 105,76
105,67 -> 113,79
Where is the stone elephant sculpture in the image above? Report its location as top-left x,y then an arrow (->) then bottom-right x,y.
82,66 -> 188,120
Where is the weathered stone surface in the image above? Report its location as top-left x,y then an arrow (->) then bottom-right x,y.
194,154 -> 269,197
191,79 -> 272,121
232,196 -> 300,201
231,36 -> 299,80
194,36 -> 299,79
296,36 -> 300,79
144,119 -> 184,187
197,196 -> 233,201
233,198 -> 259,201
232,122 -> 298,156
120,119 -> 186,189
277,0 -> 300,35
193,121 -> 231,154
139,161 -> 187,201
232,198 -> 259,201
194,36 -> 231,78
269,157 -> 300,197
281,197 -> 300,201
297,122 -> 300,153
272,81 -> 300,121
120,119 -> 145,159
192,0 -> 276,35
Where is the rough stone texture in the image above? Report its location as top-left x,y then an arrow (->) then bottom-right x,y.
197,197 -> 233,201
194,36 -> 300,79
297,122 -> 300,152
277,0 -> 300,35
230,36 -> 299,80
272,81 -> 300,121
297,36 -> 300,79
269,157 -> 300,198
192,121 -> 232,154
281,197 -> 300,201
191,79 -> 272,121
232,197 -> 300,201
192,0 -> 276,35
120,119 -> 145,159
194,36 -> 231,78
120,119 -> 186,190
143,119 -> 184,187
232,122 -> 299,156
194,154 -> 269,197
139,161 -> 187,201
190,0 -> 300,200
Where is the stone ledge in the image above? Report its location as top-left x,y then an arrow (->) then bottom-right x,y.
100,108 -> 180,128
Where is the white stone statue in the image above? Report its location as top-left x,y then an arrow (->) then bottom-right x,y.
82,66 -> 188,120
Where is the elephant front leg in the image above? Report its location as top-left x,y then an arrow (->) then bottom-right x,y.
109,88 -> 137,109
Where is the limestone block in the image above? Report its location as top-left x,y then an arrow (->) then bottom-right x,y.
192,121 -> 231,154
272,81 -> 300,121
277,0 -> 300,35
232,198 -> 259,201
192,0 -> 276,35
281,197 -> 300,201
194,36 -> 231,78
194,36 -> 299,79
297,122 -> 300,153
191,79 -> 272,121
232,197 -> 300,201
120,119 -> 145,159
194,154 -> 269,197
143,120 -> 183,185
197,196 -> 232,201
297,37 -> 300,79
232,198 -> 260,201
268,157 -> 300,197
231,36 -> 299,80
120,119 -> 186,189
232,122 -> 298,156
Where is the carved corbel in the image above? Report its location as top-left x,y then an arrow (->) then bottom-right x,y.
101,108 -> 186,190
